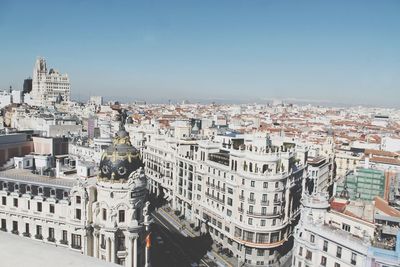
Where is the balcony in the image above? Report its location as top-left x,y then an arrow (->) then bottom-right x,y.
60,239 -> 68,245
72,244 -> 82,250
261,200 -> 269,206
247,211 -> 281,218
216,186 -> 225,192
238,207 -> 244,213
22,232 -> 31,238
247,198 -> 255,204
205,192 -> 224,204
273,199 -> 281,205
239,195 -> 244,201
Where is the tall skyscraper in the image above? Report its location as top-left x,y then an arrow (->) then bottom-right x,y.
31,57 -> 70,106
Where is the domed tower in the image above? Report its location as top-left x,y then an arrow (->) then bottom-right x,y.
92,125 -> 149,267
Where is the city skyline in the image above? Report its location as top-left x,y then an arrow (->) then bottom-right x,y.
0,0 -> 399,107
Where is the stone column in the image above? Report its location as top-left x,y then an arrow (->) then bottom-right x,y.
93,231 -> 99,258
133,237 -> 138,267
126,234 -> 134,267
111,236 -> 116,263
106,237 -> 111,262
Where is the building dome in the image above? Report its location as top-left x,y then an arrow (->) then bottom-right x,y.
98,129 -> 142,181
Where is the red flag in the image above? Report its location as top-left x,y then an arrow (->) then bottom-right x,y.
146,233 -> 151,248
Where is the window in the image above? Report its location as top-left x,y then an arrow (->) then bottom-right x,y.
75,209 -> 82,220
342,223 -> 351,232
76,196 -> 81,204
262,194 -> 268,202
25,223 -> 29,234
275,182 -> 279,188
71,234 -> 82,249
248,218 -> 253,225
299,246 -> 303,256
335,263 -> 340,267
227,187 -> 233,194
48,227 -> 55,241
321,256 -> 327,266
336,246 -> 342,258
351,253 -> 357,265
272,219 -> 276,226
13,198 -> 18,207
263,182 -> 268,188
116,231 -> 125,251
323,240 -> 328,252
250,193 -> 254,200
62,230 -> 68,243
36,225 -> 42,236
257,249 -> 264,256
260,220 -> 266,226
37,202 -> 42,212
2,196 -> 6,205
251,181 -> 255,187
102,209 -> 107,220
101,234 -> 106,249
119,210 -> 125,223
1,219 -> 6,230
305,250 -> 312,260
245,247 -> 252,255
310,234 -> 315,243
227,209 -> 232,217
49,204 -> 55,214
227,198 -> 233,206
12,221 -> 18,233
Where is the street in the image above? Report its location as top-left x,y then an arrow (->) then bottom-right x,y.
150,211 -> 216,267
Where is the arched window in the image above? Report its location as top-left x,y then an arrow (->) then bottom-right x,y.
263,164 -> 268,173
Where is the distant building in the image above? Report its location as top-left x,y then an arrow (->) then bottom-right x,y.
336,168 -> 386,201
307,156 -> 332,194
23,78 -> 32,94
31,57 -> 70,106
0,91 -> 12,108
89,96 -> 103,106
0,132 -> 34,166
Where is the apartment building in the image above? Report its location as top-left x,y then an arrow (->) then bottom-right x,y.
144,132 -> 308,266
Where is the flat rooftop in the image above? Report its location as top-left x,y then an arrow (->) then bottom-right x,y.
0,169 -> 76,188
0,231 -> 118,267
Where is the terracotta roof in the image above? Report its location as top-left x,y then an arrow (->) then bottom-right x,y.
369,156 -> 400,166
374,196 -> 400,217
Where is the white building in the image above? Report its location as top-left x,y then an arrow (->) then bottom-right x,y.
0,129 -> 149,267
293,193 -> 374,267
0,90 -> 12,108
144,132 -> 308,266
89,96 -> 104,106
307,156 -> 332,194
31,57 -> 70,106
381,136 -> 400,153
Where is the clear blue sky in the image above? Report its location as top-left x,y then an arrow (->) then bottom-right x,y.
0,0 -> 399,106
